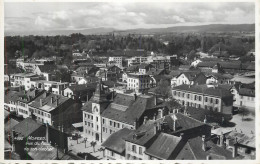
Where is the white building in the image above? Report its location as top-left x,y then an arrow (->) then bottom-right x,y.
127,73 -> 151,93
108,56 -> 123,68
127,57 -> 148,66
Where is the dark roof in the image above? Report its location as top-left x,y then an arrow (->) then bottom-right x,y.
177,72 -> 205,81
163,113 -> 206,133
12,118 -> 43,137
139,63 -> 153,69
4,91 -> 20,103
29,91 -> 71,112
187,136 -> 234,159
124,120 -> 157,146
145,133 -> 182,159
38,65 -> 57,74
205,73 -> 233,80
101,128 -> 135,154
67,84 -> 96,93
101,94 -> 162,125
126,65 -> 139,72
147,68 -> 165,76
173,84 -> 233,98
233,82 -> 255,97
197,61 -> 241,70
245,64 -> 255,71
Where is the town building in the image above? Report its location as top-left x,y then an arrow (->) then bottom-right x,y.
171,72 -> 207,87
172,84 -> 233,115
108,56 -> 123,68
127,56 -> 148,66
127,73 -> 151,93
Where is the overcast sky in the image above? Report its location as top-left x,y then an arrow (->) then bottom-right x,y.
5,2 -> 255,32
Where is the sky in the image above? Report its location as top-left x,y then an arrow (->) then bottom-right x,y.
4,2 -> 255,33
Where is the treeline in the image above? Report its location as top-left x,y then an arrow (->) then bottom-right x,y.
4,33 -> 254,62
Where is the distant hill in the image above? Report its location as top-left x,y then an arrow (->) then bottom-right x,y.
5,24 -> 255,36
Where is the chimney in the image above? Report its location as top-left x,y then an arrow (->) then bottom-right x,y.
153,113 -> 157,121
153,123 -> 157,134
204,115 -> 207,123
43,92 -> 47,98
61,125 -> 64,132
12,130 -> 16,152
56,98 -> 59,106
143,116 -> 148,124
40,99 -> 43,107
219,132 -> 224,147
173,119 -> 176,131
134,93 -> 137,101
51,97 -> 54,103
232,138 -> 238,158
158,109 -> 163,119
46,123 -> 49,143
202,135 -> 207,151
154,95 -> 157,106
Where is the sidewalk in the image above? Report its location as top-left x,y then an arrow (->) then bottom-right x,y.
68,137 -> 105,160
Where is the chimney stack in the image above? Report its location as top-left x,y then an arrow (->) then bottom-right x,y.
154,95 -> 157,106
46,123 -> 49,143
12,130 -> 16,152
204,115 -> 207,123
158,109 -> 163,118
202,135 -> 207,151
219,132 -> 224,147
56,98 -> 59,106
40,99 -> 43,107
134,93 -> 137,101
143,116 -> 148,124
232,138 -> 238,158
153,123 -> 157,134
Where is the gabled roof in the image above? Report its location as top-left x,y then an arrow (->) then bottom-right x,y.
12,118 -> 43,138
176,72 -> 205,81
38,65 -> 57,74
145,133 -> 182,159
102,128 -> 134,154
29,91 -> 71,112
101,94 -> 163,125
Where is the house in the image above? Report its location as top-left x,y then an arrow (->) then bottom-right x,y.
127,56 -> 148,66
10,73 -> 39,87
28,91 -> 81,126
138,63 -> 154,74
206,73 -> 233,85
16,88 -> 45,119
63,84 -> 96,103
172,84 -> 233,115
230,82 -> 255,110
101,128 -> 134,160
4,91 -> 19,114
34,65 -> 57,81
78,76 -> 99,85
171,72 -> 207,87
127,73 -> 151,93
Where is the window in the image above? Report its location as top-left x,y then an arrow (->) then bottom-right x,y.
215,99 -> 219,104
111,151 -> 114,157
205,97 -> 208,102
182,93 -> 185,97
198,96 -> 201,101
187,94 -> 190,99
117,123 -> 120,128
110,129 -> 112,134
103,119 -> 105,124
132,145 -> 136,153
110,121 -> 112,126
103,127 -> 105,132
210,98 -> 213,103
240,95 -> 243,99
139,147 -> 143,155
96,117 -> 98,122
96,125 -> 98,131
194,95 -> 197,100
114,122 -> 116,127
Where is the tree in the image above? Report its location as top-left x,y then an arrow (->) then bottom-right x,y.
90,141 -> 97,152
165,98 -> 182,113
155,79 -> 171,101
238,106 -> 250,121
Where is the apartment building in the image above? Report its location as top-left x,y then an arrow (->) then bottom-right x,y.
171,72 -> 207,87
108,57 -> 123,68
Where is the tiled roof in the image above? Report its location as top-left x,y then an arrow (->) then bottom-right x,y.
173,84 -> 233,98
12,118 -> 43,138
187,136 -> 234,159
101,94 -> 162,125
38,65 -> 57,74
145,133 -> 182,159
124,120 -> 157,146
29,91 -> 70,112
67,84 -> 96,93
101,128 -> 134,154
4,91 -> 20,103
